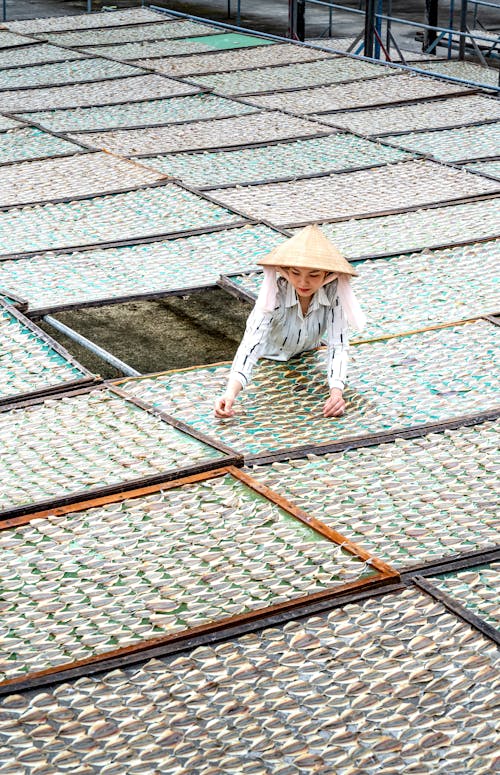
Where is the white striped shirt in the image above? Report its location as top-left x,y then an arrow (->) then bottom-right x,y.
230,277 -> 349,391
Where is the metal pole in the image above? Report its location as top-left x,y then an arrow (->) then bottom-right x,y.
43,316 -> 141,377
289,0 -> 298,39
3,0 -> 6,22
236,0 -> 241,27
328,4 -> 333,36
424,0 -> 439,52
297,0 -> 306,40
448,0 -> 454,58
364,0 -> 376,57
459,0 -> 468,59
87,0 -> 91,13
374,0 -> 383,59
385,0 -> 392,57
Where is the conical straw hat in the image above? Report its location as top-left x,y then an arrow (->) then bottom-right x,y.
258,224 -> 357,277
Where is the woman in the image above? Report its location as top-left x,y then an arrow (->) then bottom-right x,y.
214,224 -> 365,419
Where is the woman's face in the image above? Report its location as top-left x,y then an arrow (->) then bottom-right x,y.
284,267 -> 329,299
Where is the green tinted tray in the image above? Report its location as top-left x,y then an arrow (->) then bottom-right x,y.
80,32 -> 273,60
247,420 -> 499,568
0,184 -> 241,256
0,469 -> 379,684
0,225 -> 283,312
0,127 -> 83,165
0,302 -> 92,403
19,93 -> 256,133
140,134 -> 412,189
223,239 -> 500,339
116,321 -> 500,458
1,586 -> 497,773
0,388 -> 227,515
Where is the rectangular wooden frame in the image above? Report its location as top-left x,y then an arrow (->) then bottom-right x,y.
0,464 -> 398,693
0,298 -> 98,406
0,382 -> 242,521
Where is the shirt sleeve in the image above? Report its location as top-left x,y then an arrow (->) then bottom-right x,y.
228,304 -> 275,389
326,294 -> 349,391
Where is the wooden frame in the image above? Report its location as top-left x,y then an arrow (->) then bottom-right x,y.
0,464 -> 398,692
0,298 -> 98,406
413,573 -> 500,646
0,383 -> 242,521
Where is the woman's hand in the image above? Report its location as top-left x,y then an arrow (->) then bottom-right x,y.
214,378 -> 243,418
214,394 -> 236,418
323,387 -> 346,418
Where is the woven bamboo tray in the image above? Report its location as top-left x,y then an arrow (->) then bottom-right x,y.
19,93 -> 257,133
208,159 -> 499,227
314,94 -> 500,136
247,420 -> 499,568
78,32 -> 272,61
40,20 -> 222,46
139,133 -> 412,189
0,386 -> 235,517
5,8 -> 164,34
0,126 -> 83,165
428,562 -> 499,630
135,42 -> 331,77
383,122 -> 500,163
0,152 -> 164,208
189,56 -> 390,95
0,74 -> 199,112
0,58 -> 143,91
463,159 -> 500,180
0,300 -> 94,404
0,183 -> 243,257
0,224 -> 283,313
0,586 -> 497,773
310,198 -> 500,258
245,72 -> 475,114
115,320 -> 500,459
0,467 -> 391,686
68,112 -> 330,156
0,42 -> 87,68
222,238 -> 500,339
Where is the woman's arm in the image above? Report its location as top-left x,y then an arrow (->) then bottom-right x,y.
324,295 -> 349,417
214,305 -> 275,417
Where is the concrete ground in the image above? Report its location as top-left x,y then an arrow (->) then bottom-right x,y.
39,292 -> 251,379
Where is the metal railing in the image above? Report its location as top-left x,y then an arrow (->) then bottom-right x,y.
288,0 -> 500,87
290,0 -> 499,56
